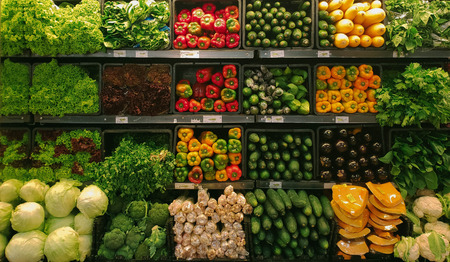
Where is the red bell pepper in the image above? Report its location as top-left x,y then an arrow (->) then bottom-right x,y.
175,98 -> 189,112
226,165 -> 242,181
202,3 -> 216,15
188,166 -> 203,184
188,22 -> 202,36
201,98 -> 214,111
174,22 -> 188,35
178,9 -> 191,23
192,82 -> 207,98
213,18 -> 227,34
225,5 -> 239,20
215,9 -> 225,19
189,99 -> 201,112
200,14 -> 215,31
222,64 -> 237,79
226,18 -> 240,33
173,35 -> 187,49
178,79 -> 190,85
191,8 -> 205,24
196,67 -> 213,83
226,100 -> 239,112
197,36 -> 211,49
224,77 -> 238,89
226,33 -> 240,48
211,33 -> 226,48
206,84 -> 220,98
211,72 -> 224,87
214,100 -> 226,112
186,34 -> 198,48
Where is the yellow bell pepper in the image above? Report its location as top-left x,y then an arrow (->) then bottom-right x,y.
328,90 -> 342,103
178,128 -> 194,142
176,141 -> 188,153
340,89 -> 354,102
331,102 -> 345,113
344,101 -> 358,113
368,101 -> 378,113
187,152 -> 201,166
341,79 -> 352,90
199,143 -> 214,158
366,89 -> 376,102
353,88 -> 367,103
316,90 -> 328,102
357,102 -> 369,113
188,138 -> 201,152
316,101 -> 331,113
215,169 -> 228,181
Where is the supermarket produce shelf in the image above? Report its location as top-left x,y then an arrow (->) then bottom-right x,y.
256,180 -> 337,189
35,114 -> 255,124
167,180 -> 255,190
256,114 -> 378,124
0,115 -> 32,124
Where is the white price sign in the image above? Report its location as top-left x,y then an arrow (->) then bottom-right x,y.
269,181 -> 282,189
175,183 -> 195,189
190,118 -> 202,123
115,116 -> 128,124
270,50 -> 285,58
180,50 -> 200,58
135,50 -> 148,57
203,115 -> 222,123
272,116 -> 284,123
335,116 -> 349,123
318,51 -> 331,57
113,50 -> 126,57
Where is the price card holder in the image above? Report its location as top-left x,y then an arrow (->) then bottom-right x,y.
115,116 -> 128,124
318,51 -> 331,58
203,115 -> 222,123
272,116 -> 284,123
175,183 -> 195,190
269,181 -> 282,189
135,50 -> 148,58
190,118 -> 202,123
180,50 -> 200,58
113,50 -> 126,57
335,116 -> 349,123
393,51 -> 405,58
270,50 -> 285,58
324,183 -> 336,189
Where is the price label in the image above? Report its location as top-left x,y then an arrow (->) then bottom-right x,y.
272,116 -> 284,123
393,51 -> 405,58
173,118 -> 178,123
324,182 -> 336,189
270,50 -> 285,58
180,50 -> 200,58
115,116 -> 128,124
335,116 -> 349,123
175,183 -> 195,190
203,115 -> 222,123
190,118 -> 202,123
318,51 -> 331,57
113,50 -> 126,57
135,50 -> 148,58
269,181 -> 282,189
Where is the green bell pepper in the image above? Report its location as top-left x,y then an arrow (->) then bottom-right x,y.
293,69 -> 308,79
290,75 -> 304,86
297,98 -> 310,115
204,171 -> 215,181
270,68 -> 283,76
174,167 -> 189,182
287,99 -> 301,112
212,139 -> 228,154
283,67 -> 292,75
316,79 -> 327,90
213,154 -> 229,170
287,83 -> 299,95
221,88 -> 236,103
227,139 -> 242,153
201,158 -> 215,172
176,152 -> 188,167
281,92 -> 295,102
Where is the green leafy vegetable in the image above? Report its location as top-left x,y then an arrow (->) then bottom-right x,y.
0,60 -> 30,116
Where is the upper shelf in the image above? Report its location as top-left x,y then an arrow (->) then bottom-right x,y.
0,115 -> 32,124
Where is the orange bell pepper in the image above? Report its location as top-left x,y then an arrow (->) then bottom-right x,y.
331,66 -> 346,79
354,77 -> 369,90
353,88 -> 367,103
317,66 -> 331,80
199,131 -> 218,146
327,78 -> 341,90
178,128 -> 194,142
331,102 -> 345,113
328,90 -> 342,103
368,101 -> 378,113
358,64 -> 373,79
366,89 -> 376,102
357,102 -> 369,113
199,143 -> 214,158
341,79 -> 352,90
344,101 -> 358,113
228,127 -> 241,139
176,141 -> 188,153
188,138 -> 201,151
228,152 -> 242,165
215,169 -> 228,181
316,101 -> 331,113
369,75 -> 381,89
316,90 -> 328,102
340,89 -> 354,102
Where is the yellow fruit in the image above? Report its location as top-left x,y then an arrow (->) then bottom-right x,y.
354,3 -> 366,11
371,0 -> 382,9
319,1 -> 329,11
327,0 -> 344,12
344,5 -> 359,20
360,35 -> 372,47
365,23 -> 386,37
371,36 -> 385,47
335,19 -> 355,34
362,2 -> 371,11
340,0 -> 354,12
330,9 -> 344,21
349,24 -> 364,36
348,35 -> 361,47
334,33 -> 350,48
354,11 -> 366,24
362,8 -> 386,27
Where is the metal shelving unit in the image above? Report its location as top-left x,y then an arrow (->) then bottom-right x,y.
256,114 -> 378,124
0,115 -> 33,124
167,180 -> 255,190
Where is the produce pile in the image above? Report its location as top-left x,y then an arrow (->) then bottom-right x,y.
0,130 -> 29,169
102,64 -> 171,116
175,65 -> 239,113
29,60 -> 99,117
376,63 -> 450,128
244,0 -> 312,48
170,186 -> 252,259
175,127 -> 242,183
102,0 -> 170,50
333,183 -> 406,258
173,3 -> 240,49
0,179 -> 108,262
0,60 -> 30,116
318,0 -> 386,48
318,127 -> 386,183
97,200 -> 170,260
315,64 -> 380,114
247,131 -> 314,180
242,66 -> 310,115
0,0 -> 103,56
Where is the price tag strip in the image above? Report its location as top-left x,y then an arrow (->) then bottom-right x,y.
180,50 -> 200,58
115,116 -> 128,124
135,50 -> 148,58
270,50 -> 285,58
113,50 -> 126,57
335,116 -> 349,123
203,115 -> 222,123
174,183 -> 195,190
318,51 -> 331,57
269,181 -> 282,189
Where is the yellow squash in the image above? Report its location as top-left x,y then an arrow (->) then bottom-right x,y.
335,19 -> 355,34
368,218 -> 398,232
332,184 -> 369,217
330,9 -> 344,21
344,5 -> 359,20
370,244 -> 395,254
369,195 -> 406,215
365,23 -> 386,37
349,24 -> 365,35
367,234 -> 400,246
369,213 -> 403,226
366,182 -> 403,207
332,200 -> 369,228
327,0 -> 344,12
339,228 -> 371,239
367,202 -> 401,220
338,219 -> 367,233
362,8 -> 386,27
354,11 -> 366,24
337,238 -> 369,256
340,0 -> 354,12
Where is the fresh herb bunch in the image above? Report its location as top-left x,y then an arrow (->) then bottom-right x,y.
376,63 -> 450,128
380,130 -> 450,198
102,0 -> 170,50
0,59 -> 30,116
29,59 -> 99,117
0,0 -> 103,56
89,137 -> 175,203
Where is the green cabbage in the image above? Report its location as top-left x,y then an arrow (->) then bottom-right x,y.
0,179 -> 23,203
19,179 -> 49,202
44,227 -> 80,262
11,202 -> 45,232
44,215 -> 75,235
0,234 -> 6,257
74,213 -> 94,235
0,202 -> 13,232
5,231 -> 47,262
76,185 -> 108,218
79,234 -> 92,262
45,179 -> 81,217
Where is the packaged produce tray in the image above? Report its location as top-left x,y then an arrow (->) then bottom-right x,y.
243,0 -> 315,49
0,127 -> 31,170
173,63 -> 241,114
0,61 -> 32,118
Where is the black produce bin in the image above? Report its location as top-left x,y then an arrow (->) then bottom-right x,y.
0,62 -> 32,119
313,63 -> 382,116
173,63 -> 242,114
243,0 -> 315,49
172,0 -> 242,50
0,128 -> 31,170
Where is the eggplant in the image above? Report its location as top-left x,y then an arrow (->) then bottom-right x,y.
359,157 -> 369,168
358,145 -> 367,155
372,142 -> 382,153
363,133 -> 372,143
336,169 -> 347,182
348,149 -> 358,159
320,143 -> 333,154
350,173 -> 362,183
322,129 -> 334,140
377,167 -> 388,181
347,160 -> 360,172
320,156 -> 332,168
320,170 -> 332,181
335,157 -> 345,168
364,169 -> 375,181
369,155 -> 379,166
338,129 -> 348,138
349,135 -> 357,146
335,140 -> 348,153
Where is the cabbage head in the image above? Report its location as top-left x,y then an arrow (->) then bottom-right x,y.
77,185 -> 108,218
79,234 -> 92,262
19,179 -> 49,202
0,233 -> 6,257
45,179 -> 81,217
44,227 -> 80,262
0,179 -> 23,203
11,202 -> 45,232
44,214 -> 75,235
0,202 -> 13,232
74,213 -> 94,235
5,230 -> 47,262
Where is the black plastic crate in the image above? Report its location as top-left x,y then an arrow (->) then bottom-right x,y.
0,127 -> 31,169
173,63 -> 242,114
0,61 -> 32,118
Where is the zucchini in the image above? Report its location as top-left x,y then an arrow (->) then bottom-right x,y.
318,237 -> 329,250
308,213 -> 316,228
294,247 -> 303,257
283,211 -> 297,234
264,200 -> 278,219
283,247 -> 295,260
265,229 -> 275,244
254,204 -> 264,217
254,188 -> 266,203
251,216 -> 261,234
320,195 -> 334,220
278,227 -> 291,246
317,216 -> 330,236
245,192 -> 258,207
309,228 -> 319,242
309,194 -> 323,217
267,188 -> 286,215
298,190 -> 312,216
273,244 -> 282,256
253,243 -> 262,255
276,236 -> 288,248
291,230 -> 300,239
288,189 -> 306,208
261,214 -> 272,230
295,211 -> 308,227
274,217 -> 284,229
277,188 -> 292,209
300,226 -> 310,238
253,235 -> 261,245
257,229 -> 266,241
262,244 -> 272,258
306,246 -> 315,258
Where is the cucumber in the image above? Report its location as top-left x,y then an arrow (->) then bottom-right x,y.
262,244 -> 273,258
253,235 -> 260,245
261,214 -> 272,230
309,228 -> 319,242
318,237 -> 329,250
267,189 -> 286,215
253,243 -> 262,255
289,239 -> 298,249
254,189 -> 266,203
306,246 -> 315,258
300,226 -> 310,238
294,247 -> 303,257
251,216 -> 261,234
264,200 -> 278,219
298,237 -> 309,249
283,211 -> 298,234
320,195 -> 334,220
277,189 -> 292,209
309,195 -> 323,217
298,190 -> 312,216
288,189 -> 306,208
316,246 -> 328,255
265,229 -> 275,244
276,236 -> 288,247
273,244 -> 282,256
274,217 -> 284,229
317,216 -> 330,236
278,227 -> 291,246
308,213 -> 316,228
257,229 -> 266,241
254,204 -> 264,217
291,230 -> 300,239
245,192 -> 258,207
295,211 -> 308,227
283,247 -> 295,260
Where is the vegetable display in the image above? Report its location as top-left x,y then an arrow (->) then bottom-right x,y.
0,129 -> 29,169
247,188 -> 334,259
29,60 -> 99,117
173,3 -> 241,49
244,0 -> 313,48
175,65 -> 239,113
102,64 -> 171,116
102,0 -> 170,50
317,0 -> 386,48
315,64 -> 380,114
169,186 -> 252,259
318,127 -> 386,183
175,127 -> 242,183
246,131 -> 314,180
0,60 -> 30,116
375,63 -> 450,128
242,66 -> 310,115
